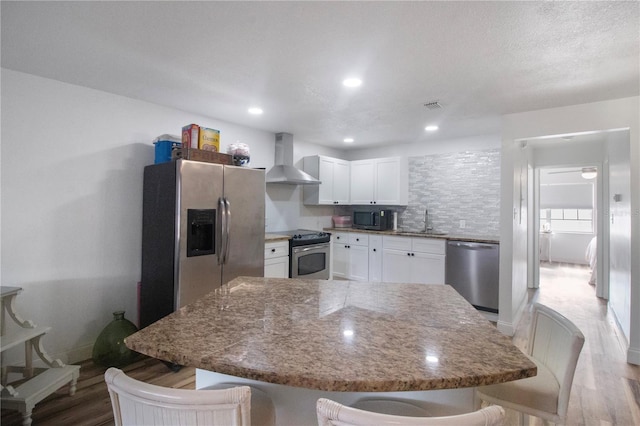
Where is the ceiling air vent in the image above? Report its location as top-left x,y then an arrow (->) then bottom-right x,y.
423,101 -> 443,110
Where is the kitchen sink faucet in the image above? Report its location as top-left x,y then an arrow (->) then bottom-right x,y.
424,209 -> 433,232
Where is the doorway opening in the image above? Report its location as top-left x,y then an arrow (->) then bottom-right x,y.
537,166 -> 598,293
525,130 -> 616,302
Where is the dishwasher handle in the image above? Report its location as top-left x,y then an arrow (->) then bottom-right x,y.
447,241 -> 497,250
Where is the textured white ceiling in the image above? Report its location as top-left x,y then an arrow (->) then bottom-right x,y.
2,1 -> 638,148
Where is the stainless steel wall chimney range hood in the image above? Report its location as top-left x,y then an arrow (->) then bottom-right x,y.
266,133 -> 321,185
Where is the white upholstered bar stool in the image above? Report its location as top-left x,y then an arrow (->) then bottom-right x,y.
475,303 -> 585,425
317,398 -> 506,426
350,398 -> 432,416
105,367 -> 274,426
200,382 -> 275,426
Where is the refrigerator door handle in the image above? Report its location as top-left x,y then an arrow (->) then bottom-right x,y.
217,197 -> 226,265
222,198 -> 231,264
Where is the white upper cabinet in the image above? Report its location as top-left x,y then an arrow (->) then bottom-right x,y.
303,156 -> 350,205
350,160 -> 375,204
350,157 -> 408,206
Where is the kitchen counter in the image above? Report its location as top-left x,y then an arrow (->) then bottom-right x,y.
265,233 -> 291,243
126,277 -> 532,392
325,227 -> 499,244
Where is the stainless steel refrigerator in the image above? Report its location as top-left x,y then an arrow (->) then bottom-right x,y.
140,159 -> 265,328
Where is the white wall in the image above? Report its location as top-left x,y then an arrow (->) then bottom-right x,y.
0,69 -> 281,364
500,97 -> 639,365
265,140 -> 347,232
608,132 -> 632,340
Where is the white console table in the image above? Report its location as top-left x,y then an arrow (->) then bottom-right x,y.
1,286 -> 80,426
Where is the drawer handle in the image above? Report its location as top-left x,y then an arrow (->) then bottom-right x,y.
271,248 -> 276,252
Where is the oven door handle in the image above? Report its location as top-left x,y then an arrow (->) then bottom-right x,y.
293,243 -> 330,254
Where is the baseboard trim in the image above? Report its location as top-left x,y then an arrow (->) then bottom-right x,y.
627,347 -> 640,365
497,293 -> 529,336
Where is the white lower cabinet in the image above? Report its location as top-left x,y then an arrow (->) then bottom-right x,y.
332,232 -> 369,281
368,235 -> 383,282
382,235 -> 445,284
264,240 -> 289,278
333,232 -> 446,283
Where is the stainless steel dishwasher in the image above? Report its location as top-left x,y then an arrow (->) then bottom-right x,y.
445,241 -> 500,313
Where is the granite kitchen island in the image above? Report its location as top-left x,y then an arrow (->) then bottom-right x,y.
126,277 -> 535,424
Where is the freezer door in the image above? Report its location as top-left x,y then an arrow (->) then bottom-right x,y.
222,166 -> 265,284
177,160 -> 224,308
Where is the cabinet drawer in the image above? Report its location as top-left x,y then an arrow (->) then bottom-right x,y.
265,241 -> 289,259
383,235 -> 412,251
349,233 -> 369,246
383,235 -> 446,254
412,238 -> 446,255
333,232 -> 350,244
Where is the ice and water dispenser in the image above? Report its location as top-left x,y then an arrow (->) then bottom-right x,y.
186,209 -> 215,257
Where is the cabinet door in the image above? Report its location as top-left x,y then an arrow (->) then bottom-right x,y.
350,160 -> 375,204
368,235 -> 383,282
374,157 -> 398,203
332,233 -> 349,279
332,243 -> 349,279
264,257 -> 289,278
318,157 -> 336,204
411,252 -> 445,284
333,159 -> 350,204
349,244 -> 369,281
375,157 -> 408,206
382,249 -> 412,283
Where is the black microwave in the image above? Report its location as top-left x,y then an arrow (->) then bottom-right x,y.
352,210 -> 393,231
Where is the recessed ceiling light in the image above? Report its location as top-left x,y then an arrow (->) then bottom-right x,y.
248,107 -> 263,115
425,125 -> 439,132
342,78 -> 362,88
343,138 -> 354,143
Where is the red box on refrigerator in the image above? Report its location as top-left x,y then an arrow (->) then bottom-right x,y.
182,124 -> 199,149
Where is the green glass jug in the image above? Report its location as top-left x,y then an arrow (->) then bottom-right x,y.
92,311 -> 139,367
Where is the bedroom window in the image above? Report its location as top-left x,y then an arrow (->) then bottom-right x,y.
540,208 -> 593,233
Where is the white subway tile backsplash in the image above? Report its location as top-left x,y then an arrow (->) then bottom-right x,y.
403,149 -> 501,236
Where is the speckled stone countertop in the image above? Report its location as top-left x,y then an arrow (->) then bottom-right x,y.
265,233 -> 291,243
126,277 -> 534,392
325,227 -> 500,244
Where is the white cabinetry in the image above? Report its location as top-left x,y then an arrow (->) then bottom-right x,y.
349,160 -> 375,205
350,157 -> 408,205
303,156 -> 350,205
264,240 -> 289,278
382,236 -> 445,284
332,232 -> 369,281
332,233 -> 349,279
368,234 -> 383,282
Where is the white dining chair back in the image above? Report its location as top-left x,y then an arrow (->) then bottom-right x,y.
317,398 -> 505,426
105,367 -> 251,426
476,303 -> 585,424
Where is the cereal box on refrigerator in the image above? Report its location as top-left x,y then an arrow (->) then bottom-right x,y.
198,127 -> 220,152
181,124 -> 199,149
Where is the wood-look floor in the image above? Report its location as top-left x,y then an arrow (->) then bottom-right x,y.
514,263 -> 640,426
2,264 -> 639,425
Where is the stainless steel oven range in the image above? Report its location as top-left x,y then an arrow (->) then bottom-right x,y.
283,230 -> 331,279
